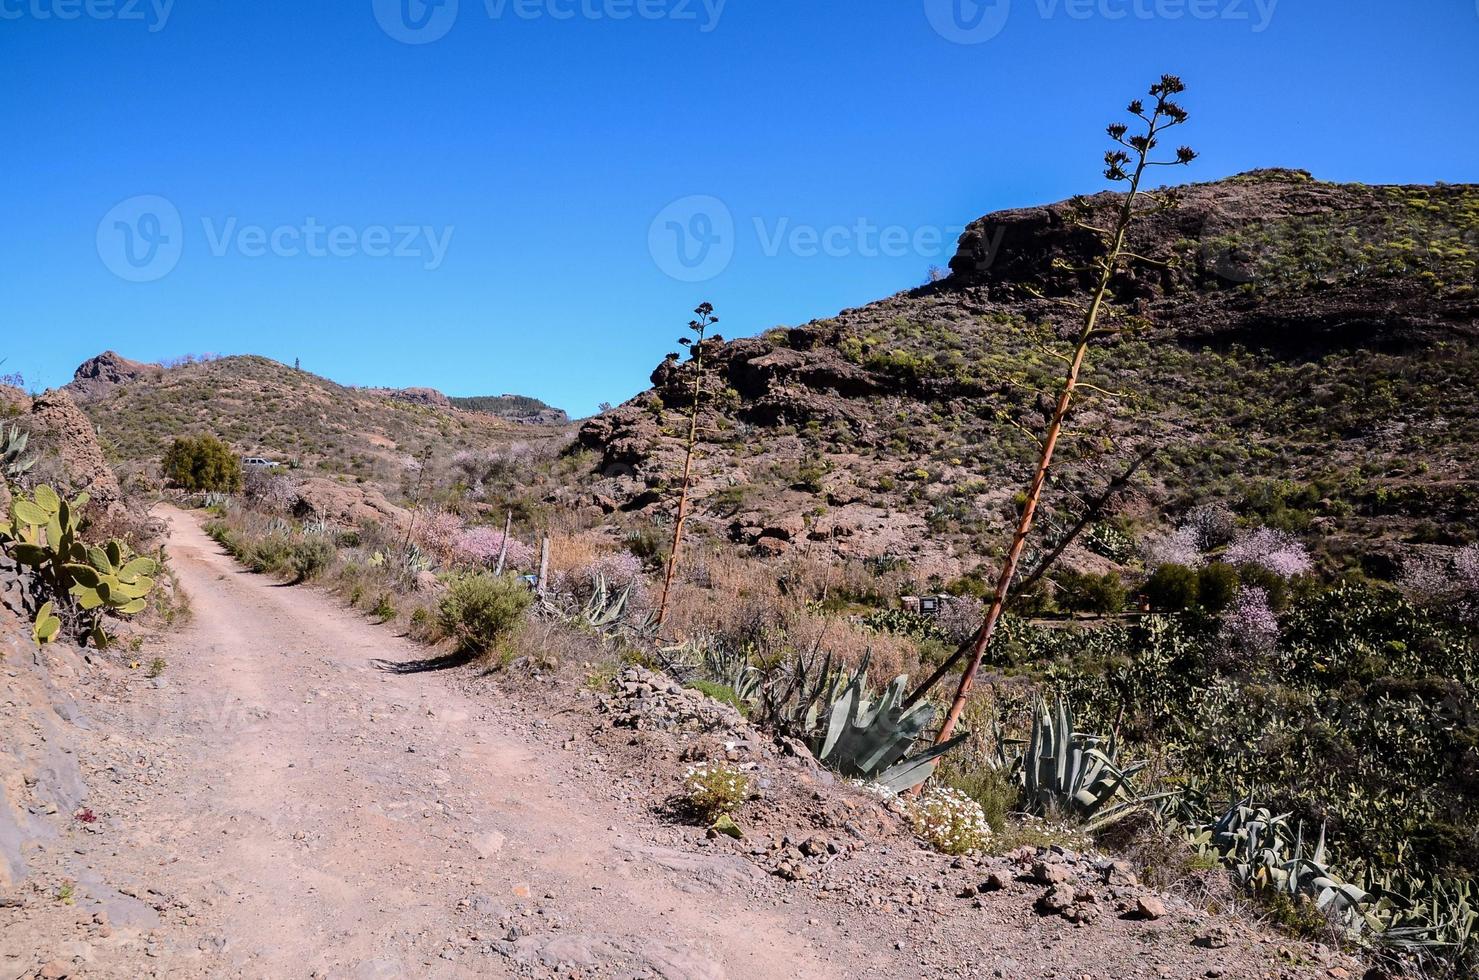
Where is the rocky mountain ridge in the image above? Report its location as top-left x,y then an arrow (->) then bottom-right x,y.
576,170 -> 1479,581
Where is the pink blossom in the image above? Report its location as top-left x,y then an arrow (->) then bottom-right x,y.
1220,586 -> 1280,656
936,596 -> 983,645
1403,543 -> 1479,623
454,527 -> 534,570
1224,527 -> 1311,578
413,508 -> 465,563
1144,525 -> 1204,569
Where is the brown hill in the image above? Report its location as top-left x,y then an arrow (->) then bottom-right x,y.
79,355 -> 566,487
577,170 -> 1479,583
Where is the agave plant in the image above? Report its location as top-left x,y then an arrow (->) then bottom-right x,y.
2,423 -> 35,481
1275,822 -> 1371,928
808,652 -> 967,793
1018,696 -> 1161,831
1365,869 -> 1477,955
576,572 -> 632,631
749,648 -> 850,739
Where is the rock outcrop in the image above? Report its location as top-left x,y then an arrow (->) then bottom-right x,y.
0,609 -> 89,894
290,477 -> 412,532
389,387 -> 453,409
64,351 -> 162,401
25,390 -> 124,514
574,170 -> 1479,570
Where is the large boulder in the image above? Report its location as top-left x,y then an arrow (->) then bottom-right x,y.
0,384 -> 30,415
26,390 -> 124,514
290,477 -> 411,532
64,350 -> 162,401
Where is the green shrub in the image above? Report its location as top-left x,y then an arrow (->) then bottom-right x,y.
1144,563 -> 1200,610
163,434 -> 243,492
246,535 -> 293,576
371,593 -> 397,621
1055,570 -> 1128,614
437,573 -> 532,657
290,537 -> 336,582
938,763 -> 1018,832
1196,562 -> 1240,613
688,679 -> 747,714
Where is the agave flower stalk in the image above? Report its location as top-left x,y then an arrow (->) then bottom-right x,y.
654,302 -> 720,633
907,76 -> 1198,745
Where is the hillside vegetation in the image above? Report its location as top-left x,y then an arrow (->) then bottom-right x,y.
81,355 -> 558,487
579,170 -> 1479,584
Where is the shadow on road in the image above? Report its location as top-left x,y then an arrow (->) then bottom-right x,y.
370,651 -> 474,674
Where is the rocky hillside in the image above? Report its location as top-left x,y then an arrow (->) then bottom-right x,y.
450,394 -> 570,425
75,354 -> 567,486
578,170 -> 1479,582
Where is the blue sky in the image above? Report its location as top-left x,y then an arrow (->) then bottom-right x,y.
3,0 -> 1477,416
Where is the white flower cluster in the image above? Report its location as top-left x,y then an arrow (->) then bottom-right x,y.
682,763 -> 752,818
904,786 -> 993,856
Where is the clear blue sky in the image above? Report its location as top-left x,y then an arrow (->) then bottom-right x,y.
3,0 -> 1477,416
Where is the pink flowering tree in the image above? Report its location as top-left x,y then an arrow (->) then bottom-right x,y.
1224,527 -> 1312,578
413,507 -> 465,564
455,527 -> 534,570
1143,525 -> 1204,570
1220,586 -> 1280,656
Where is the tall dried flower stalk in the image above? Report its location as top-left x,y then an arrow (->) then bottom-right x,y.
654,302 -> 720,633
906,76 -> 1199,747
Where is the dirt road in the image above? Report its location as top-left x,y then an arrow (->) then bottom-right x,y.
5,508 -> 1360,980
10,508 -> 910,978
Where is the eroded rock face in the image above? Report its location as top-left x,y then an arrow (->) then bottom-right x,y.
26,390 -> 124,514
390,387 -> 453,409
0,610 -> 89,893
290,477 -> 411,532
0,384 -> 30,415
64,351 -> 162,401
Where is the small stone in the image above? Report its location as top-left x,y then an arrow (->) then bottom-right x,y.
800,836 -> 829,857
1035,885 -> 1076,916
1194,925 -> 1231,949
978,872 -> 1008,892
1103,860 -> 1138,887
1031,860 -> 1073,886
1135,896 -> 1167,920
38,961 -> 70,979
